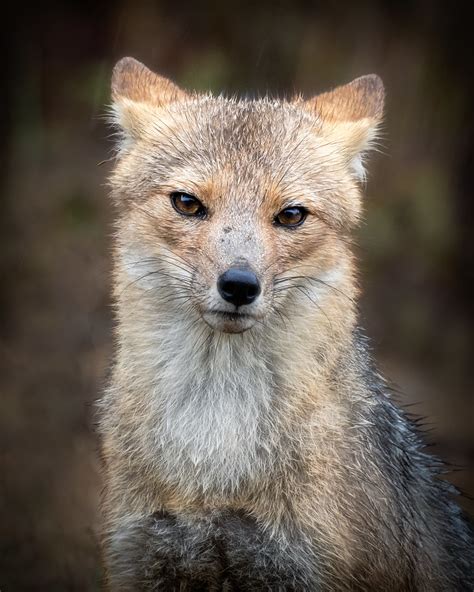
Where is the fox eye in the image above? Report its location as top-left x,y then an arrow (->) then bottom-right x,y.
170,192 -> 206,218
274,206 -> 307,228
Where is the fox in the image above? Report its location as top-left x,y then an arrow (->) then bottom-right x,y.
98,56 -> 474,591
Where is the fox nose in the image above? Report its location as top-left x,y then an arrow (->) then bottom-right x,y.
217,267 -> 261,307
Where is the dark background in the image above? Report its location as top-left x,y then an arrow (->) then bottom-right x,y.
1,1 -> 473,589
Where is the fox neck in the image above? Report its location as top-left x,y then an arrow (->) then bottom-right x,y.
114,272 -> 356,499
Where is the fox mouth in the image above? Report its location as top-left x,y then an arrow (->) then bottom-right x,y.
202,310 -> 257,333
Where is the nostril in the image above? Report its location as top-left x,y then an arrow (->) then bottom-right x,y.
220,280 -> 238,300
246,282 -> 259,299
217,268 -> 261,307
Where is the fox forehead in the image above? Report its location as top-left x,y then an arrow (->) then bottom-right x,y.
113,97 -> 359,226
131,97 -> 327,170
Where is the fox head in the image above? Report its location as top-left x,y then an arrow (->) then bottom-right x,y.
109,57 -> 384,336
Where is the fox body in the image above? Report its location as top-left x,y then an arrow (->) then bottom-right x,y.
99,57 -> 474,590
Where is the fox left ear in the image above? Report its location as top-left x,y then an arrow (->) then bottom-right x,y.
303,75 -> 385,180
110,57 -> 189,144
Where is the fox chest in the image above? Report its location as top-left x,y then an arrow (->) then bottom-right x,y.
144,366 -> 277,495
108,509 -> 316,591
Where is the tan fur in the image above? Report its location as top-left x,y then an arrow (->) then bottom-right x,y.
99,58 -> 456,589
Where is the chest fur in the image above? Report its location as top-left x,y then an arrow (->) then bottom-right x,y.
120,328 -> 279,497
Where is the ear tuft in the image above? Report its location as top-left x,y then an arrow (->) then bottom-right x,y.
112,57 -> 187,107
355,74 -> 385,119
112,57 -> 143,101
309,74 -> 384,123
110,57 -> 189,146
303,74 -> 385,180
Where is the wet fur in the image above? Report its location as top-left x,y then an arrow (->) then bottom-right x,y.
99,58 -> 474,590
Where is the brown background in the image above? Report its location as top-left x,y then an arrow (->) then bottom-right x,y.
1,1 -> 473,589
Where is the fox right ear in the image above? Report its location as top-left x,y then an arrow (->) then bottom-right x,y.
302,75 -> 385,180
110,57 -> 189,142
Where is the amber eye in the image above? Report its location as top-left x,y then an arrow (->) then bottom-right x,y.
170,192 -> 206,218
274,206 -> 307,228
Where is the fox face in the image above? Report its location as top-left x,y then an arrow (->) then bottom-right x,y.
110,58 -> 383,335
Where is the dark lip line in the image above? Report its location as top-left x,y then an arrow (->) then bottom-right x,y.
205,311 -> 253,320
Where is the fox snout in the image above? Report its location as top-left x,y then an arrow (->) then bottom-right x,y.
217,267 -> 261,308
200,264 -> 264,334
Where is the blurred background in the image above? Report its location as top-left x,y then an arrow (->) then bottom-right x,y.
1,1 -> 473,589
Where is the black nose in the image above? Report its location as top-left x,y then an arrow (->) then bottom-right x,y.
217,267 -> 261,307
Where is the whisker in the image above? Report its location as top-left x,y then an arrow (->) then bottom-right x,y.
274,267 -> 354,304
290,284 -> 334,330
158,253 -> 197,275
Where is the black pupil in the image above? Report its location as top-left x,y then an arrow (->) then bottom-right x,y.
180,195 -> 196,209
280,207 -> 303,224
172,192 -> 203,216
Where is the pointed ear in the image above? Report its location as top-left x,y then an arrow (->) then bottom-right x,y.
303,75 -> 385,179
110,57 -> 189,142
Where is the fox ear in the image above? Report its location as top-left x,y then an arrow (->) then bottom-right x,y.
110,57 -> 189,142
303,74 -> 385,179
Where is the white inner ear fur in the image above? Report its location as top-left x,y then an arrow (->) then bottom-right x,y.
110,98 -> 159,152
326,117 -> 380,182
